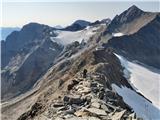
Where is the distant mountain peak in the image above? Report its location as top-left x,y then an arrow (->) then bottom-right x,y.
111,5 -> 144,23
22,22 -> 44,30
118,5 -> 144,22
128,5 -> 142,12
72,20 -> 91,27
125,5 -> 143,17
63,20 -> 91,31
89,18 -> 111,26
106,5 -> 149,34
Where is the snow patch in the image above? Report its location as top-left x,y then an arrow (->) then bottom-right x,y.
115,54 -> 160,109
112,32 -> 124,37
51,25 -> 103,45
112,84 -> 160,120
49,47 -> 56,51
50,37 -> 62,45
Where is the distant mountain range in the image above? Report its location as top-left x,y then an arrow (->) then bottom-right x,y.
1,5 -> 160,120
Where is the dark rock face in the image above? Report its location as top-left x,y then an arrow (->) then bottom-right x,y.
73,20 -> 91,27
87,18 -> 111,26
113,5 -> 143,25
1,23 -> 48,68
1,23 -> 63,100
105,5 -> 157,35
63,20 -> 91,31
104,15 -> 160,69
107,5 -> 144,33
92,49 -> 133,88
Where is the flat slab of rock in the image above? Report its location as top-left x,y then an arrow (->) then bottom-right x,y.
77,87 -> 91,95
100,104 -> 110,113
91,102 -> 101,109
74,110 -> 89,117
53,102 -> 64,107
85,107 -> 107,116
110,110 -> 126,120
64,116 -> 101,120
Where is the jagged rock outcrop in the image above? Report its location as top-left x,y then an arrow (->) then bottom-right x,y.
17,71 -> 142,120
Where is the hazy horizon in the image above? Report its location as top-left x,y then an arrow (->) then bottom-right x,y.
1,1 -> 159,27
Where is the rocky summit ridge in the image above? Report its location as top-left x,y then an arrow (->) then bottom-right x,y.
18,72 -> 141,120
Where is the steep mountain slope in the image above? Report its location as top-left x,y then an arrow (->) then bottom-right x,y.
115,54 -> 160,109
107,5 -> 158,34
1,23 -> 64,100
1,23 -> 52,68
104,14 -> 160,69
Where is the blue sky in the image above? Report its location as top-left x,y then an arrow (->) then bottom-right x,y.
1,0 -> 159,27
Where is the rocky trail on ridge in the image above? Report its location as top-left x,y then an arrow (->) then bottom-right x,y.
18,71 -> 142,120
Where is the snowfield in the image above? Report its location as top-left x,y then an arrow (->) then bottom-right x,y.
113,54 -> 160,119
112,84 -> 160,119
50,24 -> 105,45
114,54 -> 160,109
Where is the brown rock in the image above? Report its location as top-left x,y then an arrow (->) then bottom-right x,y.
84,107 -> 107,116
110,110 -> 126,120
74,110 -> 89,117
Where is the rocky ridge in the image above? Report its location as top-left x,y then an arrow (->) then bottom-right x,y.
1,5 -> 159,120
18,72 -> 142,120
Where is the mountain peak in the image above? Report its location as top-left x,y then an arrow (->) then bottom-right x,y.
119,5 -> 144,21
128,5 -> 141,11
106,5 -> 145,33
22,22 -> 44,30
63,20 -> 91,31
73,20 -> 91,27
126,5 -> 143,16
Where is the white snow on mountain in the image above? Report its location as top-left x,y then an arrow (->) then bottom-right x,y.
112,84 -> 160,120
112,32 -> 124,37
50,24 -> 104,45
49,47 -> 56,51
114,54 -> 160,109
